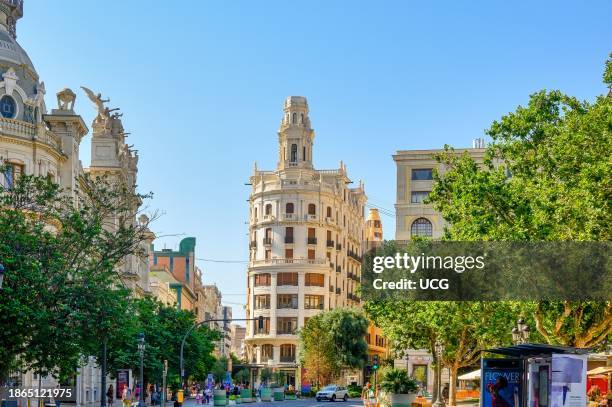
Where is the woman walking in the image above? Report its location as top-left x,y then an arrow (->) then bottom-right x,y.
107,384 -> 114,407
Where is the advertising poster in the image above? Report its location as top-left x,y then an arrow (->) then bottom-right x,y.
116,369 -> 130,400
482,359 -> 523,407
551,354 -> 587,407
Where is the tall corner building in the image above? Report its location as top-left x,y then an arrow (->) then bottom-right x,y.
245,96 -> 366,387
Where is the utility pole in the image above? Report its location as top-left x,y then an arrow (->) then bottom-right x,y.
161,360 -> 167,407
101,339 -> 108,407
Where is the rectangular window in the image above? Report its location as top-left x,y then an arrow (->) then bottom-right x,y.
308,249 -> 315,260
277,294 -> 298,309
261,344 -> 273,359
169,256 -> 174,272
411,168 -> 433,180
255,317 -> 270,334
254,273 -> 271,287
411,191 -> 430,204
254,294 -> 270,309
285,248 -> 293,259
305,273 -> 324,287
304,294 -> 324,310
265,249 -> 271,260
277,317 -> 298,334
277,272 -> 298,286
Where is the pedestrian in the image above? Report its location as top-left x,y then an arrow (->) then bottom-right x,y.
107,384 -> 114,407
362,383 -> 372,407
205,387 -> 212,405
195,390 -> 202,405
123,388 -> 132,407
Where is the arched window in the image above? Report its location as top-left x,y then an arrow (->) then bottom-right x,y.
265,203 -> 272,216
292,113 -> 297,124
326,206 -> 332,218
290,144 -> 297,162
411,218 -> 433,237
308,203 -> 316,215
285,202 -> 294,214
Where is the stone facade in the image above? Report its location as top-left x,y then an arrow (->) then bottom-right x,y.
393,143 -> 486,242
244,96 -> 366,388
0,2 -> 153,405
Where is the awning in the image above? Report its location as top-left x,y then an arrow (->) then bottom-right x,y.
587,366 -> 612,376
487,343 -> 591,357
458,369 -> 481,381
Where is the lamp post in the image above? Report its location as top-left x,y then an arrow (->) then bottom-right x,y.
137,333 -> 146,407
180,316 -> 264,387
432,340 -> 445,407
0,263 -> 5,289
511,318 -> 530,345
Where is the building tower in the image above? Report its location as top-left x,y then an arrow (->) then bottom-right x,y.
364,208 -> 383,251
245,96 -> 367,389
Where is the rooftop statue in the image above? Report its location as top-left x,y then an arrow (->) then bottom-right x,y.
81,86 -> 110,119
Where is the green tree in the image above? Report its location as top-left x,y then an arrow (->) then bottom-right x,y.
0,171 -> 153,380
365,300 -> 518,405
107,297 -> 219,386
427,56 -> 611,347
299,308 -> 368,387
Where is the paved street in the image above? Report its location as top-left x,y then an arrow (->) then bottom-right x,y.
182,398 -> 364,407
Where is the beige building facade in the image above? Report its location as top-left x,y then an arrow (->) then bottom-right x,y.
0,2 -> 154,405
245,96 -> 366,388
393,142 -> 486,242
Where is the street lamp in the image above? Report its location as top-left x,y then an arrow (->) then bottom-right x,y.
432,340 -> 445,407
512,318 -> 530,344
137,333 -> 146,407
0,263 -> 5,289
180,316 -> 264,387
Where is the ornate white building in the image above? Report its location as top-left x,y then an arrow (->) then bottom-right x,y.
0,2 -> 153,405
245,96 -> 366,388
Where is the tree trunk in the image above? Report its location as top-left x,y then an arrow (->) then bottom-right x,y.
449,364 -> 458,407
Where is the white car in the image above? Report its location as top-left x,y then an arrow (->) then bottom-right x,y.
316,385 -> 349,402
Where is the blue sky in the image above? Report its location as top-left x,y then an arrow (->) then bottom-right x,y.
21,1 -> 611,318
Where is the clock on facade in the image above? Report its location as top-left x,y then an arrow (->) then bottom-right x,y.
0,95 -> 16,118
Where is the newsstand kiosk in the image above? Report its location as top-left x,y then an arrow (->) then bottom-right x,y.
481,344 -> 589,407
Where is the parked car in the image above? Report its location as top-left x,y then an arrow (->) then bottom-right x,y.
316,385 -> 349,402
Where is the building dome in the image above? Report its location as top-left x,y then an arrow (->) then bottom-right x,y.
0,30 -> 36,75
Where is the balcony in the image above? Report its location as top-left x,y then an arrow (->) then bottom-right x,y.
249,241 -> 257,249
336,243 -> 341,251
329,262 -> 334,270
329,285 -> 334,293
307,237 -> 317,245
283,213 -> 295,220
306,214 -> 317,221
280,355 -> 296,363
335,288 -> 341,295
263,237 -> 272,246
326,240 -> 335,248
336,266 -> 341,273
263,214 -> 273,221
284,236 -> 294,244
251,258 -> 329,267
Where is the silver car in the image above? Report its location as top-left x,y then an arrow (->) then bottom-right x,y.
316,385 -> 349,402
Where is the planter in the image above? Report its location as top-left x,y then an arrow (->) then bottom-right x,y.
273,388 -> 285,401
284,393 -> 297,400
260,388 -> 272,402
213,389 -> 228,406
235,396 -> 242,404
389,393 -> 416,407
240,389 -> 253,403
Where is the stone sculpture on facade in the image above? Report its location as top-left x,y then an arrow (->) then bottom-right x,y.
56,88 -> 76,111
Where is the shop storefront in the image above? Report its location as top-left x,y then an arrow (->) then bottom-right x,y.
481,344 -> 590,407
